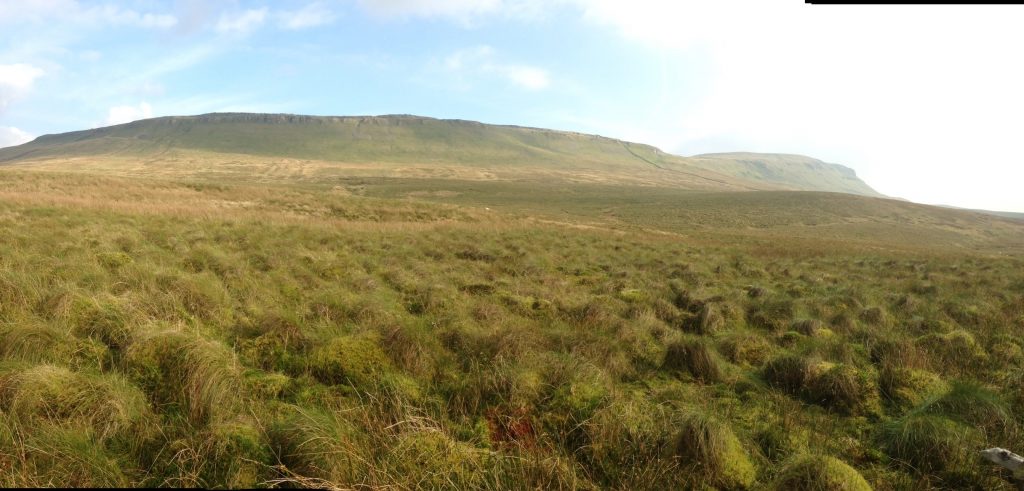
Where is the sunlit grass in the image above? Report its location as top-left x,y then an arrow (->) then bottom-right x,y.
0,169 -> 1021,488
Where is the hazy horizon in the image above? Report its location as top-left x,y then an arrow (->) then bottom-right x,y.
2,0 -> 1023,212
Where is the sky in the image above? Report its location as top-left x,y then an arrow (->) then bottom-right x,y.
1,0 -> 1023,212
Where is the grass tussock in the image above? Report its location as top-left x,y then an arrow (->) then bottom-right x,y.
663,338 -> 723,383
669,411 -> 756,490
879,413 -> 978,473
769,454 -> 871,491
124,327 -> 243,424
0,364 -> 154,447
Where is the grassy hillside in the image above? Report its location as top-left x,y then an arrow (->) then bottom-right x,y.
691,152 -> 882,197
0,114 -> 878,195
0,169 -> 1022,489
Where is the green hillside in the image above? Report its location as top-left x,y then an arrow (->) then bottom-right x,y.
692,152 -> 882,196
0,114 -> 878,195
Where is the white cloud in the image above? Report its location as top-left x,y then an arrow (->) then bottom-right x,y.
134,81 -> 165,97
79,50 -> 102,62
105,102 -> 153,126
216,8 -> 268,34
0,1 -> 177,29
444,45 -> 494,70
444,45 -> 550,91
358,0 -> 547,24
488,64 -> 549,90
0,64 -> 45,111
90,5 -> 178,28
279,2 -> 337,29
0,126 -> 33,148
0,64 -> 44,92
362,0 -> 500,20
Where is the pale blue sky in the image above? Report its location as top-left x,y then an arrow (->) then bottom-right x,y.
2,1 -> 1023,212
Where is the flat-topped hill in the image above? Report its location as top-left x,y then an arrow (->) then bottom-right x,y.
0,113 -> 880,195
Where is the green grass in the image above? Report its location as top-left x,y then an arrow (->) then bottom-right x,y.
691,152 -> 881,196
0,169 -> 1020,488
0,113 -> 881,195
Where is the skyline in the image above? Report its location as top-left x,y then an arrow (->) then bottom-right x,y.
2,1 -> 1024,211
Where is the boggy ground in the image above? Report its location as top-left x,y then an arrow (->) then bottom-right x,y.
0,170 -> 1022,489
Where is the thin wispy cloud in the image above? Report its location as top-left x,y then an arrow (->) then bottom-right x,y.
278,2 -> 337,30
444,45 -> 550,91
215,8 -> 269,34
357,0 -> 548,25
0,1 -> 178,29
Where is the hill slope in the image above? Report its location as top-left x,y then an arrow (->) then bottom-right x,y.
691,152 -> 882,196
0,113 -> 879,195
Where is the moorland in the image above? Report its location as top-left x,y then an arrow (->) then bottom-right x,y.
0,114 -> 1022,489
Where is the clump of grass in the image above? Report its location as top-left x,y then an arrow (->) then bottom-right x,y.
754,419 -> 808,463
719,331 -> 774,367
878,413 -> 979,473
0,364 -> 154,449
238,311 -> 310,373
878,366 -> 948,409
149,416 -> 276,488
404,283 -> 456,316
541,360 -> 612,449
268,406 -> 368,487
747,297 -> 795,332
197,418 -> 274,487
915,330 -> 989,373
182,245 -> 238,279
124,327 -> 242,424
763,356 -> 880,415
763,354 -> 812,395
668,411 -> 756,489
154,271 -> 231,322
14,424 -> 132,487
68,295 -> 134,354
582,396 -> 674,487
990,340 -> 1024,365
383,427 -> 491,489
804,363 -> 881,417
687,303 -> 725,335
0,319 -> 107,369
663,339 -> 722,383
858,306 -> 889,326
915,381 -> 1015,441
870,337 -> 928,369
791,319 -> 823,337
769,454 -> 871,491
308,334 -> 393,388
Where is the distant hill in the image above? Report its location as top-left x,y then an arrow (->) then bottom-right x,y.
690,152 -> 882,197
0,113 -> 880,195
937,204 -> 1024,221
